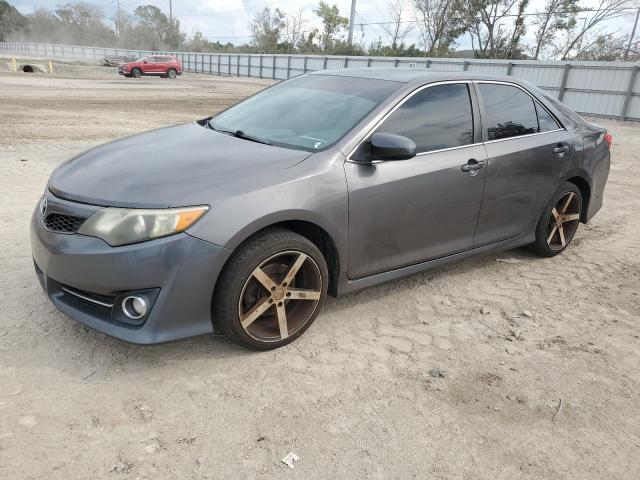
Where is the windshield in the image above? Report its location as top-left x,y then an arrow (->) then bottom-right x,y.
210,74 -> 401,151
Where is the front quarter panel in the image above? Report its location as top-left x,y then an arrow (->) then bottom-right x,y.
186,149 -> 349,267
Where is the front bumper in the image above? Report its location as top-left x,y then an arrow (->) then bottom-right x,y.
30,195 -> 232,344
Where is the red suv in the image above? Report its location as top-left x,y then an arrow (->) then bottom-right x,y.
118,55 -> 183,79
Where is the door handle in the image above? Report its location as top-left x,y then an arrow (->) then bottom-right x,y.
461,159 -> 485,174
554,145 -> 570,155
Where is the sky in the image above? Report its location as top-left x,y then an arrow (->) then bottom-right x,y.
9,0 -> 640,51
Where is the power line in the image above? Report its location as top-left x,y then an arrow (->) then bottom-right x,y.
185,34 -> 255,39
354,7 -> 640,27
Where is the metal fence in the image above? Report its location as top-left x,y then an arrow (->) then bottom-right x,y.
2,41 -> 640,121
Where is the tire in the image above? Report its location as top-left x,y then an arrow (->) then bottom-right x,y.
131,68 -> 141,78
529,182 -> 582,257
167,68 -> 177,79
213,228 -> 328,350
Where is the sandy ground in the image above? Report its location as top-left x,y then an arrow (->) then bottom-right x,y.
0,66 -> 639,480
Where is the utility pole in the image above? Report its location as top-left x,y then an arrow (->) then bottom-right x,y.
116,0 -> 121,37
625,8 -> 640,61
169,0 -> 173,22
347,0 -> 356,46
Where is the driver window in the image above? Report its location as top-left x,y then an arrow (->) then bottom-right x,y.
376,83 -> 474,154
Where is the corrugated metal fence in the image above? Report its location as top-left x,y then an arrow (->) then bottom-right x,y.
2,42 -> 639,121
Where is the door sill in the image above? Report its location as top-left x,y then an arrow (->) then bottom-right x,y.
338,231 -> 534,296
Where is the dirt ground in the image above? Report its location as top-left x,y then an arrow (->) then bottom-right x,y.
0,65 -> 639,480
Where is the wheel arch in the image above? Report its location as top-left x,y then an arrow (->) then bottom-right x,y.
215,217 -> 343,298
564,174 -> 591,223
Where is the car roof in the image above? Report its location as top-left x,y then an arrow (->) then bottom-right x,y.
308,67 -> 585,131
309,68 -> 525,86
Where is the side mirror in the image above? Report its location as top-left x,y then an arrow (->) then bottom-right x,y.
143,61 -> 148,64
370,132 -> 416,161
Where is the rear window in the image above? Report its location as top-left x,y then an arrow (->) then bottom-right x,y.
478,83 -> 538,141
543,94 -> 585,129
536,102 -> 560,131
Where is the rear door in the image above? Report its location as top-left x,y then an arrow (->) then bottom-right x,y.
157,56 -> 171,73
147,57 -> 164,74
346,82 -> 488,279
473,82 -> 573,247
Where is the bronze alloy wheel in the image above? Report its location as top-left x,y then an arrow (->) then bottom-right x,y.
546,191 -> 581,251
238,250 -> 322,343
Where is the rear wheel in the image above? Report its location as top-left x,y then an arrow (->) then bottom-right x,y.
530,182 -> 582,257
167,68 -> 177,79
214,229 -> 328,350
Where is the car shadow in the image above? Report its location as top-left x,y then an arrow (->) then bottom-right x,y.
20,246 -> 539,375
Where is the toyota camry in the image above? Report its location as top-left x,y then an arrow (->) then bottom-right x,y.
31,69 -> 611,350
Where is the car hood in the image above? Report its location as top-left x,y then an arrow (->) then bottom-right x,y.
49,122 -> 312,208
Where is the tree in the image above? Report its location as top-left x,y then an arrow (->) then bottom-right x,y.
529,0 -> 578,59
573,32 -> 639,60
249,7 -> 285,52
298,29 -> 321,54
183,32 -> 237,53
381,0 -> 416,53
558,0 -> 633,59
504,0 -> 528,58
414,0 -> 468,55
314,1 -> 349,51
134,4 -> 184,49
283,9 -> 307,51
15,2 -> 116,46
0,0 -> 27,41
465,0 -> 529,58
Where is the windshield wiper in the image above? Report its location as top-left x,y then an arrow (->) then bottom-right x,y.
207,121 -> 272,145
232,130 -> 272,145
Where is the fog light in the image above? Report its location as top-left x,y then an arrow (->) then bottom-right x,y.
122,295 -> 148,319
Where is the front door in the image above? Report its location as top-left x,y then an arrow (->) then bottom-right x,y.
473,82 -> 573,246
346,82 -> 487,279
143,57 -> 162,74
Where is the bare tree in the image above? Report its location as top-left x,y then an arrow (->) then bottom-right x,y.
283,9 -> 307,50
558,0 -> 633,59
414,0 -> 467,55
529,0 -> 578,59
381,0 -> 415,51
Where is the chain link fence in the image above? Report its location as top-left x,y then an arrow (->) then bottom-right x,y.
2,41 -> 639,121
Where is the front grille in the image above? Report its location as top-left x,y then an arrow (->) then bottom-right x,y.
44,213 -> 85,233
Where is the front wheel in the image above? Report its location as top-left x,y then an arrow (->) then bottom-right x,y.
214,229 -> 328,350
530,182 -> 582,257
167,68 -> 177,79
131,68 -> 141,78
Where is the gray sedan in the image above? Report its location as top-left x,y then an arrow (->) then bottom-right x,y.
31,69 -> 611,350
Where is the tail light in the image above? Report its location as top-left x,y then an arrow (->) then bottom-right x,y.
604,133 -> 612,147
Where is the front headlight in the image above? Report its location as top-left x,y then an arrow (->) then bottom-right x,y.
78,206 -> 209,246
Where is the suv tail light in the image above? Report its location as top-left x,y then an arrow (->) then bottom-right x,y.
604,133 -> 612,148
